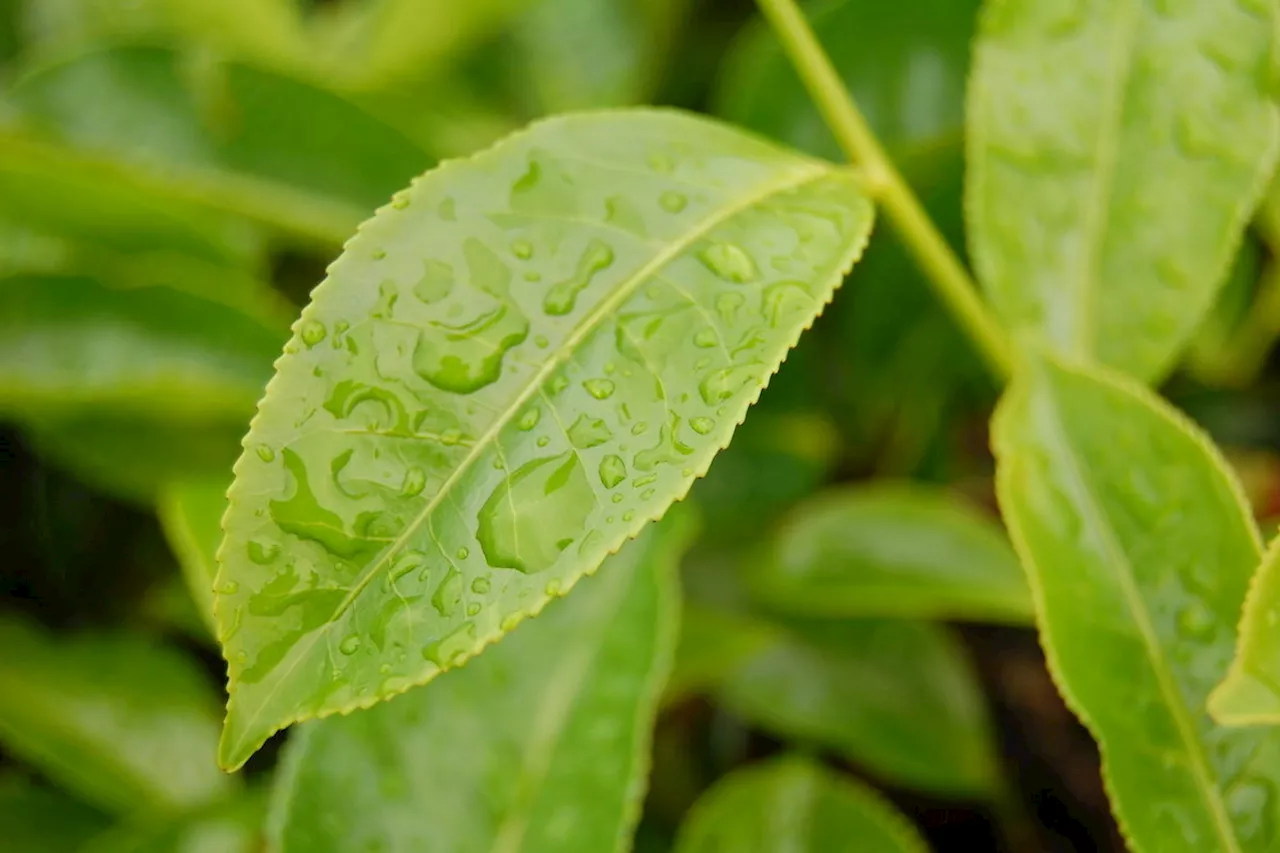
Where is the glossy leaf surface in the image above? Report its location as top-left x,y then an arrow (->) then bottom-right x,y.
748,482 -> 1031,624
1212,535 -> 1280,725
158,479 -> 232,632
673,755 -> 928,853
215,108 -> 874,769
0,774 -> 109,853
993,352 -> 1280,851
717,617 -> 997,795
0,615 -> 230,816
968,0 -> 1280,382
267,516 -> 688,853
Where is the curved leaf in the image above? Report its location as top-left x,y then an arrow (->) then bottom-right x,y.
0,774 -> 109,853
673,755 -> 928,853
716,617 -> 998,796
1212,534 -> 1280,724
215,108 -> 874,769
993,352 -> 1280,852
267,515 -> 689,853
158,479 -> 232,633
967,0 -> 1280,382
748,482 -> 1032,624
0,615 -> 230,816
0,275 -> 279,422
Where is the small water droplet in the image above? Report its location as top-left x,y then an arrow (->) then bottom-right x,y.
423,621 -> 476,668
690,416 -> 715,435
466,602 -> 481,616
534,334 -> 549,348
536,435 -> 550,447
372,248 -> 387,260
544,240 -> 615,316
247,539 -> 280,565
622,511 -> 635,522
511,239 -> 534,259
545,579 -> 563,597
256,444 -> 276,462
584,378 -> 616,399
699,243 -> 757,283
471,576 -> 491,594
456,547 -> 469,560
549,375 -> 569,394
401,466 -> 427,496
640,488 -> 655,500
694,326 -> 720,348
567,414 -> 612,449
432,568 -> 463,617
599,454 -> 627,488
218,580 -> 240,595
660,191 -> 687,213
300,320 -> 327,348
631,422 -> 648,436
612,493 -> 624,504
518,407 -> 541,430
524,271 -> 542,282
501,613 -> 523,632
391,194 -> 411,210
647,151 -> 674,173
339,634 -> 362,655
390,551 -> 426,583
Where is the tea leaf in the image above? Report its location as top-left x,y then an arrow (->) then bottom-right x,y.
717,617 -> 998,795
158,479 -> 233,633
215,109 -> 874,769
267,515 -> 689,853
1212,536 -> 1280,725
0,615 -> 230,816
0,774 -> 109,853
748,482 -> 1032,624
968,0 -> 1280,381
672,755 -> 928,853
665,602 -> 773,703
993,351 -> 1280,851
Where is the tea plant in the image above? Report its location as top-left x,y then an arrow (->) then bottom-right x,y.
3,0 -> 1280,850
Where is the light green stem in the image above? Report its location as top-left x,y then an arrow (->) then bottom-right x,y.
754,0 -> 1013,381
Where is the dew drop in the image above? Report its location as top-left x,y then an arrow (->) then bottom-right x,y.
518,407 -> 542,430
699,243 -> 758,283
622,510 -> 635,522
647,151 -> 674,173
690,416 -> 715,435
659,191 -> 687,213
441,428 -> 463,447
640,488 -> 655,500
584,378 -> 616,399
511,239 -> 534,259
599,454 -> 627,489
549,375 -> 569,394
422,621 -> 476,668
534,334 -> 549,348
247,539 -> 280,565
391,194 -> 410,210
545,579 -> 563,597
372,248 -> 387,260
631,422 -> 648,436
476,453 -> 597,573
389,550 -> 426,583
612,493 -> 624,504
567,414 -> 613,449
544,240 -> 615,316
536,435 -> 550,447
432,568 -> 463,617
218,580 -> 240,595
466,603 -> 481,616
471,576 -> 491,594
401,466 -> 427,497
339,634 -> 362,655
256,444 -> 276,462
300,320 -> 327,348
694,327 -> 720,348
456,547 -> 469,560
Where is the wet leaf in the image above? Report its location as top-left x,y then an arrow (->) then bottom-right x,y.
993,351 -> 1280,852
716,616 -> 998,796
673,755 -> 928,853
0,774 -> 110,853
748,482 -> 1032,624
158,479 -> 232,633
967,0 -> 1280,382
267,515 -> 689,853
215,108 -> 874,769
1212,535 -> 1280,725
0,615 -> 230,816
0,275 -> 279,423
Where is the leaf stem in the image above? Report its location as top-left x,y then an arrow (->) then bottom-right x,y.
753,0 -> 1013,381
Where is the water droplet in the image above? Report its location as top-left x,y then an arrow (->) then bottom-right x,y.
441,428 -> 463,447
699,243 -> 757,283
256,444 -> 276,462
476,453 -> 597,573
599,454 -> 627,489
300,320 -> 327,348
217,580 -> 240,595
500,613 -> 523,632
647,151 -> 674,173
699,364 -> 759,405
1176,602 -> 1216,640
694,326 -> 720,348
549,375 -> 569,394
247,539 -> 280,565
544,240 -> 615,316
423,621 -> 476,668
534,334 -> 549,348
372,248 -> 387,260
584,378 -> 615,399
660,191 -> 687,213
635,413 -> 696,471
511,239 -> 534,259
401,466 -> 427,497
716,291 -> 746,323
471,576 -> 491,594
567,414 -> 613,449
525,271 -> 542,282
612,493 -> 624,504
391,195 -> 410,210
432,568 -> 463,617
761,280 -> 814,326
389,550 -> 426,583
622,511 -> 635,522
339,634 -> 362,655
691,416 -> 715,435
640,488 -> 655,500
633,473 -> 658,488
518,407 -> 542,431
536,435 -> 550,447
545,579 -> 563,597
456,547 -> 469,560
466,603 -> 481,616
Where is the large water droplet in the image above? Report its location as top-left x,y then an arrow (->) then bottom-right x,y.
567,414 -> 613,449
599,454 -> 627,489
247,539 -> 280,565
413,301 -> 528,393
432,568 -> 463,617
300,320 -> 327,348
422,621 -> 477,669
699,243 -> 757,283
476,452 -> 597,573
269,449 -> 379,559
690,416 -> 715,435
339,634 -> 362,655
761,280 -> 815,327
543,240 -> 615,316
325,380 -> 413,433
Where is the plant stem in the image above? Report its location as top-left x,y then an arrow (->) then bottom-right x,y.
754,0 -> 1013,382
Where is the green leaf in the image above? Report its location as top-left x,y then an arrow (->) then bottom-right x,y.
992,351 -> 1280,851
0,615 -> 231,816
967,0 -> 1280,382
665,602 -> 774,704
214,108 -> 874,769
158,479 -> 232,634
748,482 -> 1032,624
1212,535 -> 1280,724
80,791 -> 265,853
673,755 -> 928,853
266,514 -> 690,853
0,774 -> 110,853
716,617 -> 998,796
6,46 -> 431,230
0,275 -> 279,423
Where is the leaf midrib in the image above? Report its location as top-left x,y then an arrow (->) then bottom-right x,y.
229,157 -> 833,747
1036,382 -> 1243,853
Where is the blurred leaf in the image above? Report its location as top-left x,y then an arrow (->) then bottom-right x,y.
993,351 -> 1280,851
80,789 -> 265,853
673,755 -> 928,853
139,574 -> 216,644
27,416 -> 243,506
968,0 -> 1280,383
0,773 -> 110,853
0,275 -> 279,423
717,617 -> 999,796
214,109 -> 875,770
267,515 -> 689,853
665,602 -> 773,704
19,0 -> 306,70
0,614 -> 231,816
747,482 -> 1032,624
5,45 -> 432,245
1186,234 -> 1265,387
157,479 -> 230,633
1214,533 -> 1280,725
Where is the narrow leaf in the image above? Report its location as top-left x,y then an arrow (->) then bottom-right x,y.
267,515 -> 689,853
716,617 -> 998,796
993,351 -> 1280,851
215,108 -> 874,769
967,0 -> 1280,381
0,615 -> 230,816
158,479 -> 233,633
673,755 -> 928,853
1212,535 -> 1280,724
